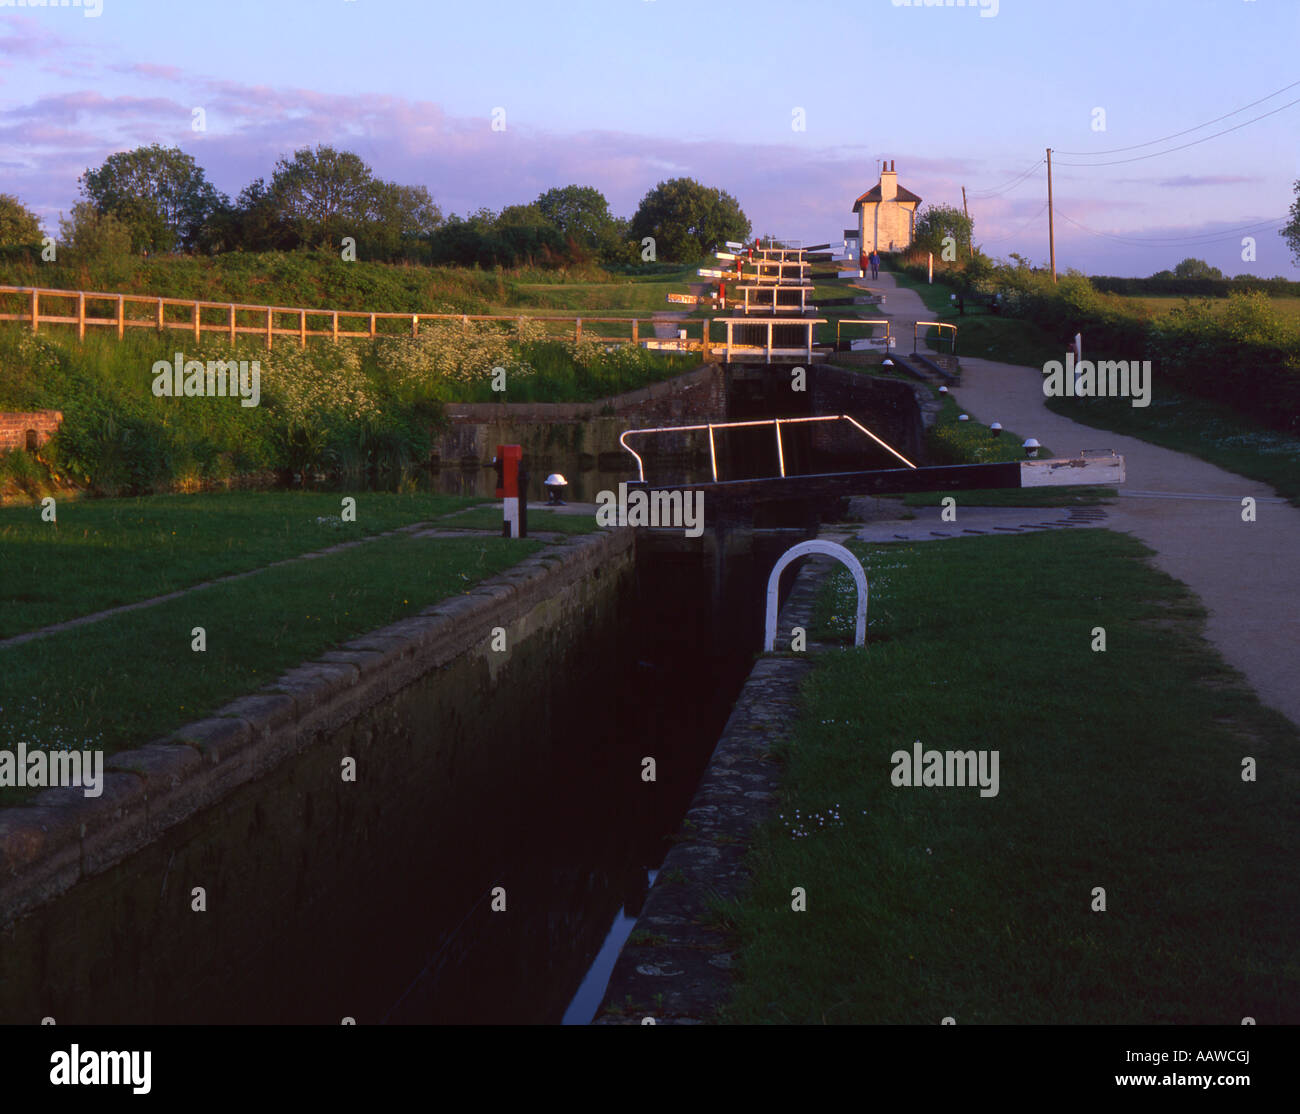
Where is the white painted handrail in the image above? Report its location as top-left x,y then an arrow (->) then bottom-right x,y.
619,414 -> 916,483
764,540 -> 868,651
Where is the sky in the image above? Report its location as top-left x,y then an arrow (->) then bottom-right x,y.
2,0 -> 1298,277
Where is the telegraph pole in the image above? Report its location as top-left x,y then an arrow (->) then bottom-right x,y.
961,185 -> 973,259
1046,147 -> 1057,284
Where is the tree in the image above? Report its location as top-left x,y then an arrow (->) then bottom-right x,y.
630,178 -> 750,262
226,178 -> 299,252
58,202 -> 133,258
495,202 -> 547,228
1282,179 -> 1300,266
535,185 -> 616,254
363,181 -> 442,259
258,147 -> 440,260
79,144 -> 228,253
0,194 -> 43,247
265,145 -> 377,249
1172,257 -> 1223,280
603,215 -> 638,266
959,251 -> 995,292
913,203 -> 973,257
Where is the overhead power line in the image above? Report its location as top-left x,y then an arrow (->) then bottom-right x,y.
968,158 -> 1045,199
979,202 -> 1049,245
1054,95 -> 1300,167
1054,78 -> 1300,156
1054,210 -> 1286,247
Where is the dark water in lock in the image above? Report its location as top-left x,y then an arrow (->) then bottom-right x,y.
364,537 -> 776,1025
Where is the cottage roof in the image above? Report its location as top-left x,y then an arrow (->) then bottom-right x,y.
852,182 -> 922,211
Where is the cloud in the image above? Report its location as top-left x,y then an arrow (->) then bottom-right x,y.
110,61 -> 185,81
0,13 -> 70,58
4,90 -> 186,125
1153,174 -> 1261,188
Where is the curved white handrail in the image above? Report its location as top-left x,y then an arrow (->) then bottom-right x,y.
764,540 -> 868,651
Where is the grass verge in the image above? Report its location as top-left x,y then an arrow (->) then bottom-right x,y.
1,531 -> 543,802
436,504 -> 601,534
885,266 -> 1063,366
0,491 -> 482,638
716,530 -> 1300,1023
1046,388 -> 1300,505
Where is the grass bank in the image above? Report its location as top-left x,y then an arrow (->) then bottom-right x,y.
0,526 -> 546,803
0,490 -> 483,637
0,322 -> 695,497
717,529 -> 1300,1023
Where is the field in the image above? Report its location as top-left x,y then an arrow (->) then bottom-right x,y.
1122,294 -> 1300,324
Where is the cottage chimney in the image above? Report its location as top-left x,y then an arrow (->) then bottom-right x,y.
880,160 -> 897,201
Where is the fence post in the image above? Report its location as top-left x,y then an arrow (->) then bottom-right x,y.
300,309 -> 307,349
413,315 -> 420,338
632,319 -> 638,346
576,318 -> 582,341
193,301 -> 201,343
332,310 -> 339,343
266,307 -> 273,351
77,293 -> 85,341
156,298 -> 164,333
369,313 -> 376,339
30,289 -> 38,334
229,304 -> 236,343
117,295 -> 125,340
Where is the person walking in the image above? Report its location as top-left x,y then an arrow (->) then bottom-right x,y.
869,249 -> 880,280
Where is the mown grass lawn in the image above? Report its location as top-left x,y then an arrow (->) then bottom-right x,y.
435,504 -> 600,535
0,530 -> 543,802
495,265 -> 700,315
0,490 -> 483,638
717,529 -> 1300,1023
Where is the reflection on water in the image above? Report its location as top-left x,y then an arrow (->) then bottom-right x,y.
561,870 -> 657,1025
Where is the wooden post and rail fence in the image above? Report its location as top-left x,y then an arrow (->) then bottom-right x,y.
0,284 -> 690,354
0,285 -> 952,363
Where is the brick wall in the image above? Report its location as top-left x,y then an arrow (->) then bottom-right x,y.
0,410 -> 62,452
